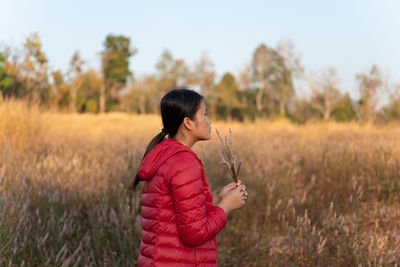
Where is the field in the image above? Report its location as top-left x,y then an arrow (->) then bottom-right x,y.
1,100 -> 400,266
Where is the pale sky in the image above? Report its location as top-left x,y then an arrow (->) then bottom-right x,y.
2,0 -> 400,99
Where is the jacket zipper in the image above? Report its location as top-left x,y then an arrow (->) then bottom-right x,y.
194,247 -> 197,266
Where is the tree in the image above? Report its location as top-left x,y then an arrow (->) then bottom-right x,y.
251,43 -> 298,117
382,82 -> 400,121
121,75 -> 159,114
0,52 -> 14,99
156,50 -> 190,93
171,59 -> 190,88
331,93 -> 357,122
153,50 -> 191,114
0,45 -> 22,98
234,65 -> 256,121
309,67 -> 342,121
288,98 -> 316,124
101,34 -> 136,112
356,64 -> 382,122
68,51 -> 84,112
22,33 -> 50,104
189,53 -> 216,93
251,44 -> 269,113
51,69 -> 70,109
77,69 -> 102,113
155,50 -> 174,93
189,53 -> 216,115
238,65 -> 252,91
276,40 -> 303,116
214,72 -> 241,121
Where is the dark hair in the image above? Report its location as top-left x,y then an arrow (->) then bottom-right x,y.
129,89 -> 204,190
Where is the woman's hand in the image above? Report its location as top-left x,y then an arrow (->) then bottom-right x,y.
217,183 -> 248,214
214,181 -> 240,205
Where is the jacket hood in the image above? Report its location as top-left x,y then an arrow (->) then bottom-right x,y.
137,138 -> 200,181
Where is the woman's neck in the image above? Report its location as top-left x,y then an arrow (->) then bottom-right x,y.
170,131 -> 196,148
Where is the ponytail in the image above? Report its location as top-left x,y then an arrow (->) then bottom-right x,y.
128,129 -> 168,191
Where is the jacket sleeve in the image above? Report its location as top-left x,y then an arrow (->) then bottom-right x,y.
168,152 -> 228,247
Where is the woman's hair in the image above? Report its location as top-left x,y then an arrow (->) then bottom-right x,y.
129,88 -> 204,190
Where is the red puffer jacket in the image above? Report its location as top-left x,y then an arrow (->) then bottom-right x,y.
137,138 -> 228,266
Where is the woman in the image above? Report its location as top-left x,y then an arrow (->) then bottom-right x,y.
130,89 -> 248,266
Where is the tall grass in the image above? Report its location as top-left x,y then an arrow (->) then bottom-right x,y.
1,99 -> 400,266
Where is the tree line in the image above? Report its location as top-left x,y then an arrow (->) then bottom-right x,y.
1,33 -> 399,123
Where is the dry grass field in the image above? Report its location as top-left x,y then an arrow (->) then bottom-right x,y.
1,99 -> 400,266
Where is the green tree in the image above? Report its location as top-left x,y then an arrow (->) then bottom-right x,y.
331,93 -> 357,122
237,88 -> 258,121
101,34 -> 136,112
77,69 -> 101,113
0,52 -> 14,99
0,46 -> 23,98
215,72 -> 241,121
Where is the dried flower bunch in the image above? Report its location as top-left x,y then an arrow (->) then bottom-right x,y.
215,128 -> 241,183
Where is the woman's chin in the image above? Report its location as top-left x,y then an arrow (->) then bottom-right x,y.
199,134 -> 212,141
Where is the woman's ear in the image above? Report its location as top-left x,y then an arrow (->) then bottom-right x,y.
182,117 -> 195,131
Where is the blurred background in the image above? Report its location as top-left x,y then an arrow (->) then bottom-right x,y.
1,0 -> 400,123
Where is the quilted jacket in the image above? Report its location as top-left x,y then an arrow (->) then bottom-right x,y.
137,138 -> 228,266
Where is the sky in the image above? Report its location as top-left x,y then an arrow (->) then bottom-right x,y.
2,0 -> 400,99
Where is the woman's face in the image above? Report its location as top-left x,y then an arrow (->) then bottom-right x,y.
192,100 -> 211,141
